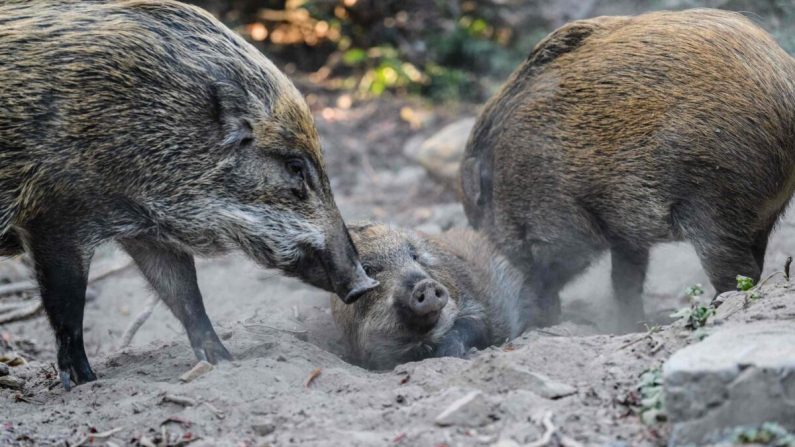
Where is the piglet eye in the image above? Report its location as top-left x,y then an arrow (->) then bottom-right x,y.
286,159 -> 305,181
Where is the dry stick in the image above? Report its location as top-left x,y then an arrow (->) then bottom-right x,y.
527,411 -> 557,447
0,301 -> 42,324
71,427 -> 124,447
0,259 -> 134,299
119,294 -> 159,348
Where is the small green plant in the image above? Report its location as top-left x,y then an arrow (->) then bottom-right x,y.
736,275 -> 755,291
637,367 -> 666,425
671,303 -> 715,330
672,283 -> 716,329
685,283 -> 704,297
731,422 -> 795,446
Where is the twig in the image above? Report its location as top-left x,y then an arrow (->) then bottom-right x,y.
0,259 -> 133,299
119,294 -> 160,348
527,411 -> 556,447
305,368 -> 322,388
785,256 -> 792,280
532,329 -> 565,337
0,301 -> 34,313
0,280 -> 36,298
162,394 -> 197,407
560,434 -> 586,447
0,301 -> 42,324
72,427 -> 124,446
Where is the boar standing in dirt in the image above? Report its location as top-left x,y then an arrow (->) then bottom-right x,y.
0,0 -> 376,389
331,223 -> 531,370
461,9 -> 795,330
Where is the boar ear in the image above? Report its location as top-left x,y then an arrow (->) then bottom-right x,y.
460,158 -> 482,205
347,222 -> 375,235
210,80 -> 255,147
528,16 -> 625,67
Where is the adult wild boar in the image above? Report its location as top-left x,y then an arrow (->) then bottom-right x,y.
461,9 -> 795,330
0,0 -> 376,389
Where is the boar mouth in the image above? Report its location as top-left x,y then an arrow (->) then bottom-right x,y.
394,303 -> 442,333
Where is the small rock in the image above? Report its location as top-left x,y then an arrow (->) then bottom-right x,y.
497,360 -> 577,399
435,390 -> 492,427
252,419 -> 276,436
179,361 -> 213,383
664,322 -> 795,446
0,362 -> 8,376
0,375 -> 25,389
408,118 -> 476,193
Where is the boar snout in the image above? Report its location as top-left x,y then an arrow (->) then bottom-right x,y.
409,279 -> 449,316
395,276 -> 449,331
293,222 -> 378,303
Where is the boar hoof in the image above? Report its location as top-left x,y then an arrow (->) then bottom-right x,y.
58,355 -> 97,391
193,339 -> 233,364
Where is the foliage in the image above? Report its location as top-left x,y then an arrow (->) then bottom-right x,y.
188,0 -> 795,103
684,283 -> 704,297
736,275 -> 755,291
190,0 -> 543,102
731,422 -> 795,446
670,304 -> 714,330
637,367 -> 666,425
672,283 -> 715,329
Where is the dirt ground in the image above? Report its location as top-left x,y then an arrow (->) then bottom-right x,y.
3,96 -> 795,446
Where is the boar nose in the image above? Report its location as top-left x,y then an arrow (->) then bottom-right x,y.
409,279 -> 449,316
341,262 -> 379,304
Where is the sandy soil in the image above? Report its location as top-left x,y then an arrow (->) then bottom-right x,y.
3,98 -> 795,446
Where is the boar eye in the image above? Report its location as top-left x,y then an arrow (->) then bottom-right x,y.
362,263 -> 381,276
408,245 -> 419,261
285,159 -> 305,181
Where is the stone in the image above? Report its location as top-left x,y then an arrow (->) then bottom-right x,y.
0,362 -> 8,376
0,375 -> 25,389
252,419 -> 276,436
663,322 -> 795,446
435,390 -> 492,427
179,361 -> 213,383
407,118 -> 475,193
497,360 -> 577,399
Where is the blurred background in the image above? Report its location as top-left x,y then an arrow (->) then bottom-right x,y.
189,0 -> 795,104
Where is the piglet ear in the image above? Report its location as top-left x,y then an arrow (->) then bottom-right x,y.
210,80 -> 254,147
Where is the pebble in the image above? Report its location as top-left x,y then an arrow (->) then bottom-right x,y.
179,361 -> 213,383
0,375 -> 25,389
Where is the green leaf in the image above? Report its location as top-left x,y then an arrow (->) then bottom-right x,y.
736,275 -> 755,291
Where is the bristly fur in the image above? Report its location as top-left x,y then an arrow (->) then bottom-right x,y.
461,9 -> 795,330
0,0 -> 365,389
0,0 -> 332,267
331,224 -> 531,370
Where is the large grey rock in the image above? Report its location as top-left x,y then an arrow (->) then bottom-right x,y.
663,322 -> 795,446
405,118 -> 475,193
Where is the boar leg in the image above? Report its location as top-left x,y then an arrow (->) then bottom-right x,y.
610,243 -> 649,331
433,317 -> 490,358
121,239 -> 232,363
692,236 -> 761,296
750,225 -> 774,273
525,245 -> 595,327
28,228 -> 95,390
